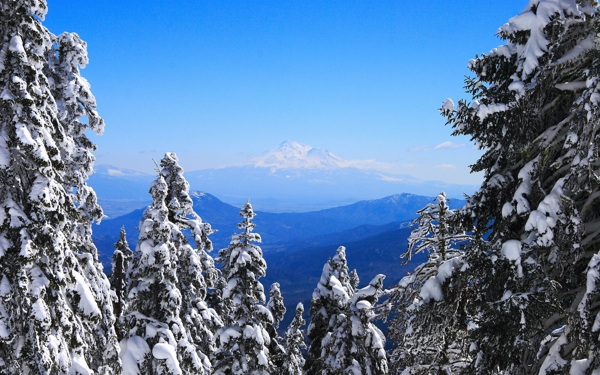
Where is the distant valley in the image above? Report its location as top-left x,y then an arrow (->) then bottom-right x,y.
93,191 -> 465,323
90,141 -> 471,322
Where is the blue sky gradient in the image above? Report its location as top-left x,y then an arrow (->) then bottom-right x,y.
45,1 -> 526,184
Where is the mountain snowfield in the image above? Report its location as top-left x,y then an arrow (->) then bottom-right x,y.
90,141 -> 477,217
246,140 -> 387,170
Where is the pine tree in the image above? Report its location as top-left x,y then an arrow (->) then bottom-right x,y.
111,226 -> 133,321
121,153 -> 218,375
212,201 -> 274,374
282,303 -> 307,375
389,193 -> 472,373
160,153 -> 222,358
434,0 -> 600,372
348,274 -> 388,374
323,274 -> 389,374
266,282 -> 287,368
0,1 -> 121,373
305,246 -> 355,374
268,283 -> 286,330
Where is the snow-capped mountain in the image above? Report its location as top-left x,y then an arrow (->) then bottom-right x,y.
183,141 -> 476,210
247,141 -> 349,170
89,142 -> 477,215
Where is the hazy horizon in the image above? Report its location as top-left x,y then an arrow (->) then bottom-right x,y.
46,1 -> 526,186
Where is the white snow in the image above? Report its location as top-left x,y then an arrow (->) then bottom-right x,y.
245,140 -> 389,171
72,271 -> 101,317
29,175 -> 54,206
0,276 -> 10,297
525,178 -> 565,247
152,342 -> 182,374
437,257 -> 463,284
502,240 -> 524,277
513,157 -> 539,215
475,102 -> 509,121
539,328 -> 568,374
502,202 -> 514,218
120,336 -> 151,375
329,276 -> 350,301
69,354 -> 92,375
0,129 -> 10,169
219,327 -> 241,344
31,298 -> 49,322
249,141 -> 346,170
501,240 -> 522,261
508,78 -> 525,97
0,235 -> 11,259
257,350 -> 268,366
419,276 -> 443,302
578,252 -> 600,323
29,265 -> 49,296
556,34 -> 596,65
357,299 -> 374,311
9,36 -> 25,55
15,123 -> 35,147
569,359 -> 591,375
442,98 -> 454,112
498,0 -> 567,79
0,315 -> 9,340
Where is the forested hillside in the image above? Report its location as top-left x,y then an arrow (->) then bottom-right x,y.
1,0 -> 599,374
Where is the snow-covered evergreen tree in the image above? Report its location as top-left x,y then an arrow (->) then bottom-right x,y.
350,274 -> 389,374
0,1 -> 121,373
121,153 -> 218,375
322,274 -> 389,374
305,246 -> 355,374
433,0 -> 600,372
212,202 -> 274,374
266,282 -> 287,369
111,226 -> 133,321
282,303 -> 307,375
268,283 -> 286,330
159,153 -> 222,358
389,193 -> 472,373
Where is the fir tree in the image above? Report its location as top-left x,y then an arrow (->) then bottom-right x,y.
121,153 -> 218,374
389,193 -> 472,373
212,202 -> 274,374
111,226 -> 133,321
0,1 -> 120,373
266,282 -> 287,368
305,246 -> 355,374
431,0 -> 600,372
282,303 -> 307,375
159,153 -> 222,357
267,283 -> 286,330
307,248 -> 389,374
323,274 -> 389,374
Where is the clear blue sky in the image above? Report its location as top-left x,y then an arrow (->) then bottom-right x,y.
44,1 -> 527,185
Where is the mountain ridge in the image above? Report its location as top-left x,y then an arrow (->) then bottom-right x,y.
88,141 -> 477,216
93,191 -> 466,268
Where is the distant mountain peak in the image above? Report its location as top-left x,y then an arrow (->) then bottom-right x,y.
248,140 -> 348,170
